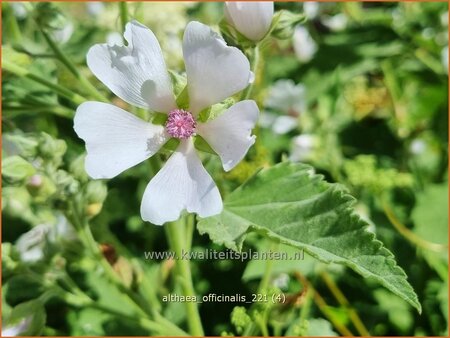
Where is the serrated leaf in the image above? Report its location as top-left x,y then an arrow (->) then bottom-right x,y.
197,162 -> 421,312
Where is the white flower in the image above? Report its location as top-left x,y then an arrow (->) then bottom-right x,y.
265,80 -> 306,114
289,134 -> 316,162
16,224 -> 50,263
322,13 -> 348,32
293,26 -> 317,63
410,139 -> 427,155
86,2 -> 105,17
272,273 -> 289,289
11,2 -> 28,19
2,317 -> 33,337
52,22 -> 74,44
74,21 -> 258,225
303,2 -> 319,20
261,80 -> 306,134
225,2 -> 274,41
442,46 -> 448,72
106,32 -> 123,46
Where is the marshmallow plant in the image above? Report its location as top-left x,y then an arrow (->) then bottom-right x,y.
1,2 -> 427,336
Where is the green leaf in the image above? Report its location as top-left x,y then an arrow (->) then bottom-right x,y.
198,162 -> 421,312
2,155 -> 36,182
412,183 -> 448,245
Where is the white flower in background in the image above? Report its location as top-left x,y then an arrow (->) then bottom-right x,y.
52,21 -> 74,44
2,316 -> 33,337
261,80 -> 306,134
225,2 -> 274,41
442,46 -> 448,72
74,21 -> 258,225
289,134 -> 316,162
266,80 -> 306,114
410,139 -> 427,155
441,11 -> 448,27
141,2 -> 192,68
303,2 -> 319,20
86,2 -> 105,17
11,2 -> 28,19
293,25 -> 317,63
272,273 -> 290,290
106,32 -> 123,46
322,13 -> 348,32
16,224 -> 50,263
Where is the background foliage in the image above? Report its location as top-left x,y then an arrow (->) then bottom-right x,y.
2,1 -> 448,336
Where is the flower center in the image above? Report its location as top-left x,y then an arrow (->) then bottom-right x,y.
165,109 -> 196,139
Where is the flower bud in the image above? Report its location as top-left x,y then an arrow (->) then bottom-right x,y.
15,225 -> 50,263
38,133 -> 67,163
85,181 -> 108,204
225,2 -> 274,41
271,10 -> 306,40
69,154 -> 89,183
86,203 -> 103,218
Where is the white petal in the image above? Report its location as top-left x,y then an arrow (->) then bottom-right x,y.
273,116 -> 298,134
197,100 -> 259,171
87,20 -> 176,112
225,2 -> 274,41
293,25 -> 317,63
141,139 -> 222,225
74,102 -> 168,179
183,21 -> 252,114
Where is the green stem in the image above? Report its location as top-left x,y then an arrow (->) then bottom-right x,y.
298,288 -> 314,335
5,3 -> 23,44
119,2 -> 129,34
3,105 -> 74,118
382,200 -> 447,253
39,28 -> 108,103
321,271 -> 370,336
165,218 -> 204,336
3,60 -> 86,105
242,44 -> 261,100
257,241 -> 278,293
312,287 -> 354,336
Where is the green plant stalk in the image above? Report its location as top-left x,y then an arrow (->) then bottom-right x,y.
119,2 -> 129,34
242,44 -> 261,100
66,203 -> 189,336
53,282 -> 186,335
39,28 -> 108,103
312,287 -> 354,336
298,287 -> 314,335
5,3 -> 23,44
3,60 -> 86,105
258,241 -> 278,293
382,200 -> 447,253
3,105 -> 74,118
320,271 -> 370,336
165,218 -> 204,336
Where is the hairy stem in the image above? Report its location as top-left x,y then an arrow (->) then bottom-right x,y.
165,218 -> 204,336
241,44 -> 261,100
382,200 -> 447,253
321,271 -> 370,336
119,2 -> 129,34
